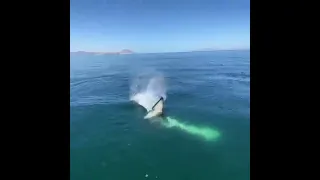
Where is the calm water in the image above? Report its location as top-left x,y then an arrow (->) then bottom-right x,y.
70,50 -> 250,180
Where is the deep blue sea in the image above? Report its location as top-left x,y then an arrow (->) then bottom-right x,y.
70,50 -> 250,180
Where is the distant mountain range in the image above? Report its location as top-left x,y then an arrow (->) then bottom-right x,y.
70,49 -> 134,55
70,48 -> 249,55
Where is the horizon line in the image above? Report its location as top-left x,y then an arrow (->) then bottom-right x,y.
70,48 -> 250,54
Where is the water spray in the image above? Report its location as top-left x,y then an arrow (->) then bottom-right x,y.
130,71 -> 221,141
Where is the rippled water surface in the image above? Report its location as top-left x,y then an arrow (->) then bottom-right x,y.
70,50 -> 250,180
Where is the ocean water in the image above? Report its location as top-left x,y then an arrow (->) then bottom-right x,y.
70,50 -> 250,180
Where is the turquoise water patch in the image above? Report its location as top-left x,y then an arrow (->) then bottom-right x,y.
161,116 -> 221,141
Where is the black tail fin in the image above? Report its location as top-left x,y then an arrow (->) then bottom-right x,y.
151,97 -> 164,110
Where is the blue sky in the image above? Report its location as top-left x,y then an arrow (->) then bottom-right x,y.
70,0 -> 250,53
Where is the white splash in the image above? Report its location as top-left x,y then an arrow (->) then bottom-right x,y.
130,71 -> 167,111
